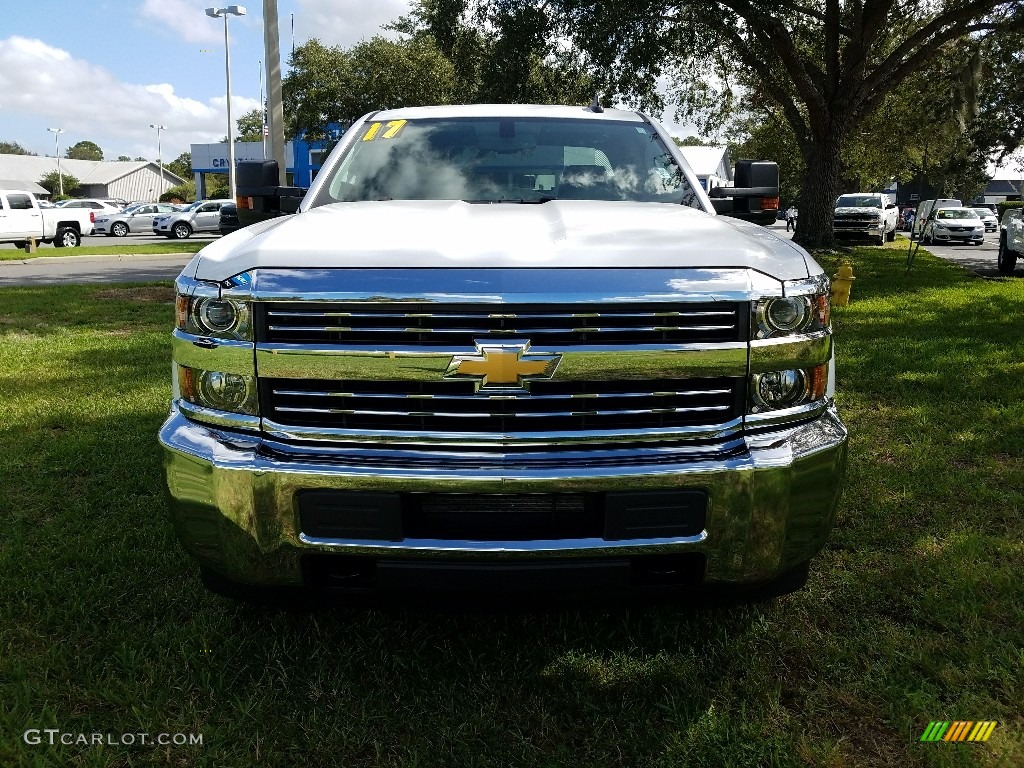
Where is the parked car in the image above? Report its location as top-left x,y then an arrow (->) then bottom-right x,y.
970,207 -> 998,233
54,198 -> 123,213
0,189 -> 94,248
160,103 -> 847,604
997,208 -> 1024,274
153,199 -> 233,239
218,202 -> 242,235
911,199 -> 961,239
921,207 -> 985,245
94,202 -> 179,237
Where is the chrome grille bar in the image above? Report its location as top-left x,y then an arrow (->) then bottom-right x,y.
258,301 -> 744,346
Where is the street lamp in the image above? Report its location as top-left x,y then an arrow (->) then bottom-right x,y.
205,5 -> 246,201
47,127 -> 64,197
150,123 -> 167,201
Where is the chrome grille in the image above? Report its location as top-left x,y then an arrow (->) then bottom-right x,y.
262,377 -> 743,435
257,302 -> 744,346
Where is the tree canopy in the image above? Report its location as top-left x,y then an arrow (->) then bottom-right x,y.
236,109 -> 266,142
65,140 -> 103,161
0,140 -> 36,156
283,2 -> 601,141
167,152 -> 192,181
38,170 -> 80,199
476,0 -> 1024,246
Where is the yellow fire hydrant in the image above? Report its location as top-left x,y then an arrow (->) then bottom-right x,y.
831,261 -> 855,307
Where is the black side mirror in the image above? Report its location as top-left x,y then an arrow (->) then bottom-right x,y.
235,160 -> 307,227
709,160 -> 780,225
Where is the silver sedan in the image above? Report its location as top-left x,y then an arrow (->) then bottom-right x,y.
94,203 -> 179,237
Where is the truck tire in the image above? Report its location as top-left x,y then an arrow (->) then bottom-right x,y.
997,235 -> 1018,274
54,227 -> 81,248
886,228 -> 896,242
111,221 -> 129,237
877,231 -> 885,246
12,241 -> 26,249
172,222 -> 192,240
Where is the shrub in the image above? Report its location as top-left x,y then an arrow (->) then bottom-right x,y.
160,180 -> 195,203
996,200 -> 1023,220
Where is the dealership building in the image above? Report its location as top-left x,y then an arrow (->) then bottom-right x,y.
190,130 -> 340,198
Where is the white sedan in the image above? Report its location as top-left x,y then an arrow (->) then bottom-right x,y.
923,207 -> 985,245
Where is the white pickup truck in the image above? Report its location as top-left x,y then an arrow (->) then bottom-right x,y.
998,207 -> 1024,274
0,190 -> 95,248
832,192 -> 899,245
160,103 -> 847,604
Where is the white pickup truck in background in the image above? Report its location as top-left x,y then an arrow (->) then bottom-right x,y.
832,192 -> 900,245
0,190 -> 95,248
998,207 -> 1024,274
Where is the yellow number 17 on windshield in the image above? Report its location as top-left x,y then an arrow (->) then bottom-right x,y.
362,120 -> 407,141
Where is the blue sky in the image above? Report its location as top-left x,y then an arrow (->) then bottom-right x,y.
0,0 -> 410,162
0,0 -> 706,168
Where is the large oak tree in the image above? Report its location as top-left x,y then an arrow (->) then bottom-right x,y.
487,0 -> 1023,246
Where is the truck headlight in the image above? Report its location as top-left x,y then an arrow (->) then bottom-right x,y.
178,366 -> 258,415
750,364 -> 828,412
753,293 -> 829,338
175,295 -> 251,340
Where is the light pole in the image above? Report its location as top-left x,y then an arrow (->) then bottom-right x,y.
150,123 -> 167,200
258,58 -> 266,159
206,5 -> 247,201
47,127 -> 64,197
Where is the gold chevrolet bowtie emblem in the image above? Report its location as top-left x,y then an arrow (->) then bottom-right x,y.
445,342 -> 560,391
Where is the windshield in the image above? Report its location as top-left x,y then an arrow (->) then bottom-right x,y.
971,208 -> 992,217
937,208 -> 978,220
312,117 -> 702,207
835,195 -> 882,208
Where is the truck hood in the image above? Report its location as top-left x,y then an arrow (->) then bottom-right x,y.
188,200 -> 813,282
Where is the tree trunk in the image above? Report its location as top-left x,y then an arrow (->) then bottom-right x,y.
793,129 -> 845,249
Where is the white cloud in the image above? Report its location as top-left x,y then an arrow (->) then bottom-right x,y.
0,36 -> 257,158
139,0 -> 224,44
293,0 -> 411,48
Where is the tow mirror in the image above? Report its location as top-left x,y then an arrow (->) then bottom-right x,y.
234,160 -> 307,227
709,160 -> 780,225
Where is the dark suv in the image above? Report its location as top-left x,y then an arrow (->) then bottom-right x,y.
219,203 -> 241,235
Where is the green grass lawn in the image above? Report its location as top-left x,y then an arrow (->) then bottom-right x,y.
0,250 -> 1022,767
0,241 -> 207,261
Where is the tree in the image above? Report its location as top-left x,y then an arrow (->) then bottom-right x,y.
0,140 -> 36,155
284,36 -> 458,140
284,5 -> 603,142
65,140 -> 103,161
491,0 -> 1024,247
38,170 -> 80,199
117,155 -> 132,161
167,152 -> 192,180
236,108 -> 266,142
672,135 -> 711,147
160,180 -> 195,203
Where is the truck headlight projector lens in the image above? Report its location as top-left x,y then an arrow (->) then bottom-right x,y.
764,297 -> 808,333
194,299 -> 238,334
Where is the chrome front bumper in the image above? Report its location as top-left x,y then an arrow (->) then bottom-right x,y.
160,405 -> 847,589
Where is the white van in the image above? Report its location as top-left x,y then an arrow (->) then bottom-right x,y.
912,199 -> 961,239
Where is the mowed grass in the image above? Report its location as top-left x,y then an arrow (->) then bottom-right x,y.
0,251 -> 1022,767
0,241 -> 207,261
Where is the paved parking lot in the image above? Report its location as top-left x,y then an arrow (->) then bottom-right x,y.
767,221 -> 1008,278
